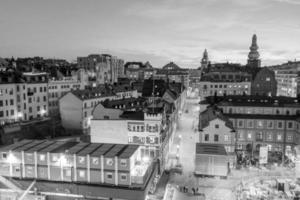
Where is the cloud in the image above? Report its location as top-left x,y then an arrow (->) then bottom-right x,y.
274,0 -> 300,5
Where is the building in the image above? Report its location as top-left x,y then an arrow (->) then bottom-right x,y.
59,86 -> 138,134
0,140 -> 157,200
247,34 -> 261,68
251,67 -> 277,96
77,54 -> 124,85
200,49 -> 209,73
275,70 -> 300,97
48,77 -> 86,116
124,61 -> 154,80
198,107 -> 236,153
215,95 -> 300,157
0,70 -> 49,125
154,62 -> 189,88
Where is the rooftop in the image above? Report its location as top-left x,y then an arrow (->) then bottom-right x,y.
0,140 -> 140,158
119,111 -> 145,120
196,143 -> 227,156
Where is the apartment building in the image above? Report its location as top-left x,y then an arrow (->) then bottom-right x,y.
275,70 -> 300,97
216,96 -> 300,155
77,54 -> 124,85
0,71 -> 49,125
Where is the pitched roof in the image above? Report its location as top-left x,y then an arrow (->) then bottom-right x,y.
199,106 -> 234,131
162,62 -> 181,70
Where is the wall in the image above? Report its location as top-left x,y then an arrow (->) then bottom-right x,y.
59,93 -> 83,130
90,120 -> 128,144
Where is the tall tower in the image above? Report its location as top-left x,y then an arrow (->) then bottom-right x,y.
201,49 -> 209,70
247,34 -> 261,68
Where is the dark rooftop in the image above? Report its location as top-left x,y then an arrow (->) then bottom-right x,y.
119,111 -> 144,120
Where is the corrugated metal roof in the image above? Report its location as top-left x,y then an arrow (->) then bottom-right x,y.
90,144 -> 114,157
13,140 -> 46,152
196,143 -> 227,156
39,141 -> 70,153
119,145 -> 139,158
77,143 -> 102,156
26,141 -> 56,153
0,140 -> 32,151
67,142 -> 89,154
105,144 -> 126,157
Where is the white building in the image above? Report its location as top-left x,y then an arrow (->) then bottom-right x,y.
59,87 -> 138,133
0,71 -> 49,125
198,81 -> 251,98
198,107 -> 236,153
275,70 -> 300,97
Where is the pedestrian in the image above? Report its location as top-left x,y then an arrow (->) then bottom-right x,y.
192,188 -> 195,195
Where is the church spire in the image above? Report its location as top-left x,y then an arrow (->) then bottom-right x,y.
247,34 -> 261,68
201,49 -> 209,69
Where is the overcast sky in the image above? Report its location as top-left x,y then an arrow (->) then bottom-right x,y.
1,0 -> 300,68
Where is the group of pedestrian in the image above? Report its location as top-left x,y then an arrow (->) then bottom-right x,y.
179,185 -> 200,195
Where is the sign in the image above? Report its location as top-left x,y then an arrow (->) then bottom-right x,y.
259,146 -> 268,164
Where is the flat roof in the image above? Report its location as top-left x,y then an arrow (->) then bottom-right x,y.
196,143 -> 227,156
104,144 -> 127,158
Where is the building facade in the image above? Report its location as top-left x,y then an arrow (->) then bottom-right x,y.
251,67 -> 277,96
275,70 -> 300,97
216,96 -> 300,156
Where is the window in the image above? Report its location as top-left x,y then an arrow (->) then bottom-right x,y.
215,124 -> 219,129
0,100 -> 2,107
106,173 -> 113,179
257,120 -> 263,128
84,112 -> 87,118
277,121 -> 283,129
29,107 -> 32,113
10,99 -> 14,105
52,155 -> 59,162
214,134 -> 219,142
92,158 -> 99,165
277,134 -> 282,141
120,159 -> 127,167
0,111 -> 3,117
247,120 -> 253,128
39,154 -> 45,161
267,133 -> 272,141
287,135 -> 292,141
2,153 -> 7,159
78,156 -> 85,164
267,121 -> 273,129
79,170 -> 85,178
238,120 -> 243,128
43,96 -> 47,102
224,135 -> 229,141
10,110 -> 14,116
247,132 -> 252,140
106,158 -> 113,166
204,134 -> 209,141
288,122 -> 293,129
120,173 -> 127,181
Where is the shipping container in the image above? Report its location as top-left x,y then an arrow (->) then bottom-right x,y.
90,169 -> 101,183
117,172 -> 130,186
195,143 -> 229,177
104,170 -> 115,185
49,166 -> 61,181
62,167 -> 73,182
0,163 -> 10,176
24,164 -> 35,178
37,166 -> 48,180
76,168 -> 87,182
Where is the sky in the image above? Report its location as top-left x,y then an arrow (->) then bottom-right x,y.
0,0 -> 300,68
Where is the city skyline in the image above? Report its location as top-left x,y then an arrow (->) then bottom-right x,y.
1,0 -> 300,68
